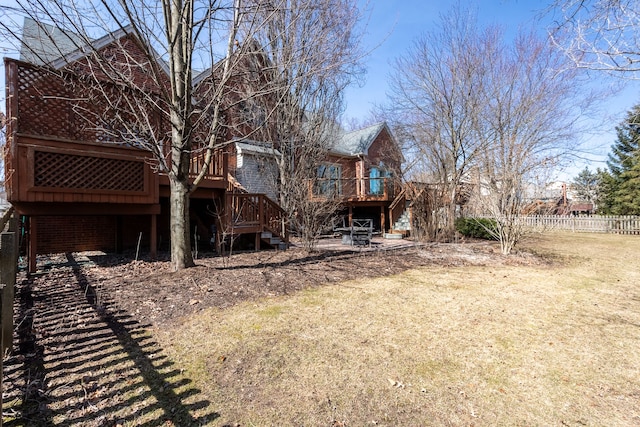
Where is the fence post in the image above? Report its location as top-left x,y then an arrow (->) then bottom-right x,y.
1,230 -> 17,352
1,278 -> 3,427
1,221 -> 18,427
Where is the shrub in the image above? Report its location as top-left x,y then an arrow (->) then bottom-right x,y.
455,217 -> 498,240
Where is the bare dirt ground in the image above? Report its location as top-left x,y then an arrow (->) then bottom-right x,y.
2,237 -> 543,426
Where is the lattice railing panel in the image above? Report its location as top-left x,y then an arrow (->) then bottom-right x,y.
9,59 -> 225,182
14,61 -> 170,145
34,151 -> 145,192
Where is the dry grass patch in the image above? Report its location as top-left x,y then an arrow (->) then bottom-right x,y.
155,233 -> 640,426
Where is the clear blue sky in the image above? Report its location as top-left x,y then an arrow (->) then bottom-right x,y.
345,0 -> 640,180
344,0 -> 548,120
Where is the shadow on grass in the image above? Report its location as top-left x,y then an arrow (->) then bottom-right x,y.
3,253 -> 219,426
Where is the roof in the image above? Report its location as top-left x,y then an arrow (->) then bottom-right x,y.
20,18 -> 170,75
569,202 -> 594,211
235,140 -> 281,157
20,17 -> 88,65
330,122 -> 388,157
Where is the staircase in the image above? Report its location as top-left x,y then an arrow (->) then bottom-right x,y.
386,189 -> 410,239
225,192 -> 289,250
392,202 -> 411,232
260,231 -> 288,250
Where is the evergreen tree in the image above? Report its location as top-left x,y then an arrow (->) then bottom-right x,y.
606,104 -> 640,215
616,161 -> 640,214
596,168 -> 617,214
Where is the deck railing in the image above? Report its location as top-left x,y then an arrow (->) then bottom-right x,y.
225,193 -> 288,242
311,177 -> 397,201
188,150 -> 228,181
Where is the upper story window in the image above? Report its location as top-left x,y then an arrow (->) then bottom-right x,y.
239,99 -> 266,129
316,163 -> 342,196
369,166 -> 392,195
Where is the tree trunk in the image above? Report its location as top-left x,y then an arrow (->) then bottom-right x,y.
169,176 -> 195,270
446,184 -> 458,240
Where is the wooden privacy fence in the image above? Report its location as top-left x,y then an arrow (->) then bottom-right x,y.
517,215 -> 640,235
1,209 -> 19,426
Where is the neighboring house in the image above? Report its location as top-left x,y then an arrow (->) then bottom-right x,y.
567,202 -> 594,216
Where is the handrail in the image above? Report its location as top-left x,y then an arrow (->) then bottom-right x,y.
388,187 -> 407,212
226,193 -> 288,243
389,187 -> 408,231
261,194 -> 288,242
311,177 -> 395,200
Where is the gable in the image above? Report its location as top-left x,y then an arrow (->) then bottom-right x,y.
331,122 -> 385,157
20,18 -> 171,86
329,122 -> 402,170
366,126 -> 403,171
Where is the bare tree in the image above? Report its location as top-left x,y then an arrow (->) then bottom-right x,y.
238,0 -> 365,250
385,7 -> 488,240
549,0 -> 640,76
472,30 -> 589,254
1,0 -> 364,267
386,5 -> 593,252
0,111 -> 5,195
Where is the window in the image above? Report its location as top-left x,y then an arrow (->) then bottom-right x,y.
316,163 -> 342,196
239,99 -> 266,128
369,166 -> 392,195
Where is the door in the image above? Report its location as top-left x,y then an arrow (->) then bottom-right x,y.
369,167 -> 382,195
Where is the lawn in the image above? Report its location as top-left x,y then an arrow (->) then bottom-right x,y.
153,232 -> 640,426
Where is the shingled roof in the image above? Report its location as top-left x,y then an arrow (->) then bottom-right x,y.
20,17 -> 88,66
19,18 -> 170,75
330,122 -> 388,157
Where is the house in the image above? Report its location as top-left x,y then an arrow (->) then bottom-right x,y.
315,122 -> 405,233
4,19 -> 289,272
4,19 -> 407,272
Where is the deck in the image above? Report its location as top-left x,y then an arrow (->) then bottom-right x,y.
310,177 -> 398,203
4,58 -> 228,214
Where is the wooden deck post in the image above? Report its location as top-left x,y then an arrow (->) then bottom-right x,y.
29,216 -> 37,273
150,214 -> 157,259
348,205 -> 353,227
115,216 -> 123,253
2,215 -> 19,419
380,205 -> 386,233
255,232 -> 261,250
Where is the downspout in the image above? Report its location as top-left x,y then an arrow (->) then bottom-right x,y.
357,154 -> 365,197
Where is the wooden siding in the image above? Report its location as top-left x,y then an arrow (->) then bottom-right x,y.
366,127 -> 403,173
8,135 -> 158,206
236,152 -> 278,201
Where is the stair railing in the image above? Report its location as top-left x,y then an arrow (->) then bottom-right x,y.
261,195 -> 288,243
226,192 -> 288,243
388,187 -> 408,231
